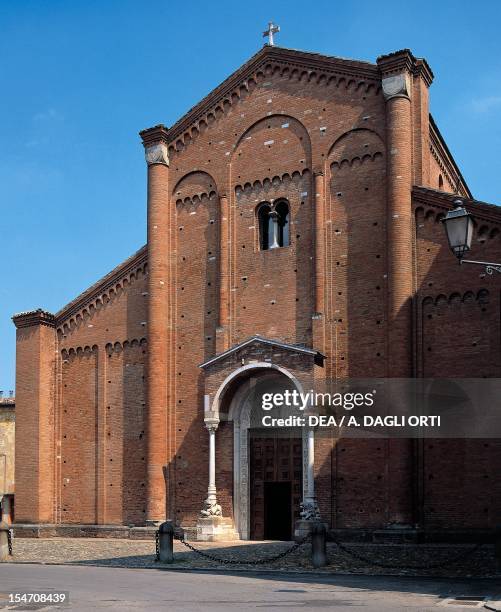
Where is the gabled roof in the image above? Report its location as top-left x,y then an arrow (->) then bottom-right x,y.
199,334 -> 325,369
158,45 -> 381,144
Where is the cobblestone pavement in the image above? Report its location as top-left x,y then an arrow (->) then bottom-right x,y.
5,538 -> 498,578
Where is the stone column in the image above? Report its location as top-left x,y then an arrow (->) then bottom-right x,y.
140,125 -> 170,525
196,398 -> 238,541
204,420 -> 220,513
302,427 -> 321,520
268,210 -> 280,249
295,421 -> 321,539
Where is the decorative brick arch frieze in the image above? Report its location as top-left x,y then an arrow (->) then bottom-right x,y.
415,204 -> 501,241
60,337 -> 147,361
234,169 -> 311,196
422,289 -> 490,309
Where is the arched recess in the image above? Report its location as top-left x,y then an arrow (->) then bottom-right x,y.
174,170 -> 220,417
231,114 -> 312,185
211,362 -> 308,540
230,115 -> 314,344
327,128 -> 387,378
172,170 -> 218,203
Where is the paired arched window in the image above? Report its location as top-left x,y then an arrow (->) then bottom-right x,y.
258,200 -> 290,250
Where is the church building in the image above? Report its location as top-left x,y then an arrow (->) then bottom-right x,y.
13,40 -> 501,541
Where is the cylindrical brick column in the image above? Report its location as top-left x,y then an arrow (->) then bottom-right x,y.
378,55 -> 415,527
140,125 -> 170,524
314,171 -> 326,315
383,81 -> 413,377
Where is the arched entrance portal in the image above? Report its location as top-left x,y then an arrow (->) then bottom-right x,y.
218,365 -> 306,541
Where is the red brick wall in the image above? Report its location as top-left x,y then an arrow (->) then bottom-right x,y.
56,262 -> 148,525
415,200 -> 501,530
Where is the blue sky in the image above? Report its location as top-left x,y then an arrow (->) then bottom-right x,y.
1,0 -> 500,390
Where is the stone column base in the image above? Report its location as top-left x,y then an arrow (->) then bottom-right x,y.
196,516 -> 239,542
294,519 -> 329,541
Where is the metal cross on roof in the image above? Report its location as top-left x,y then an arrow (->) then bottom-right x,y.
263,21 -> 280,46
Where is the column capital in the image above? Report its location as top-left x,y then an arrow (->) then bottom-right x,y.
139,124 -> 170,166
381,73 -> 411,101
204,418 -> 219,432
377,49 -> 434,99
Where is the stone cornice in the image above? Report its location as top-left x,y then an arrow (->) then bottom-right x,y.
12,309 -> 56,329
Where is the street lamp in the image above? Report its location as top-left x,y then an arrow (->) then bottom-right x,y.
442,199 -> 501,274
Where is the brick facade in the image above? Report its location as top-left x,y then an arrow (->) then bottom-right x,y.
12,46 -> 501,538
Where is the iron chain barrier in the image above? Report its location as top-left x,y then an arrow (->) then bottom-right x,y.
175,533 -> 310,565
155,527 -> 487,570
7,529 -> 12,556
329,537 -> 486,571
155,530 -> 310,565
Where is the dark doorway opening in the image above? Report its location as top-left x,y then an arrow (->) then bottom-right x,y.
249,434 -> 302,540
264,481 -> 292,540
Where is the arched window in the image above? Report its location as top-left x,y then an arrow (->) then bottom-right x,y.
275,200 -> 290,247
258,200 -> 290,250
438,174 -> 444,190
258,203 -> 272,250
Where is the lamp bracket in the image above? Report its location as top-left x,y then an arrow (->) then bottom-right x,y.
460,259 -> 501,275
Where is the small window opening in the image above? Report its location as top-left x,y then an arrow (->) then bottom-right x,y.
258,200 -> 290,250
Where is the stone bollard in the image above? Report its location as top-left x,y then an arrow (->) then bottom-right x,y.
495,525 -> 501,573
0,521 -> 12,561
311,521 -> 327,568
158,521 -> 174,563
